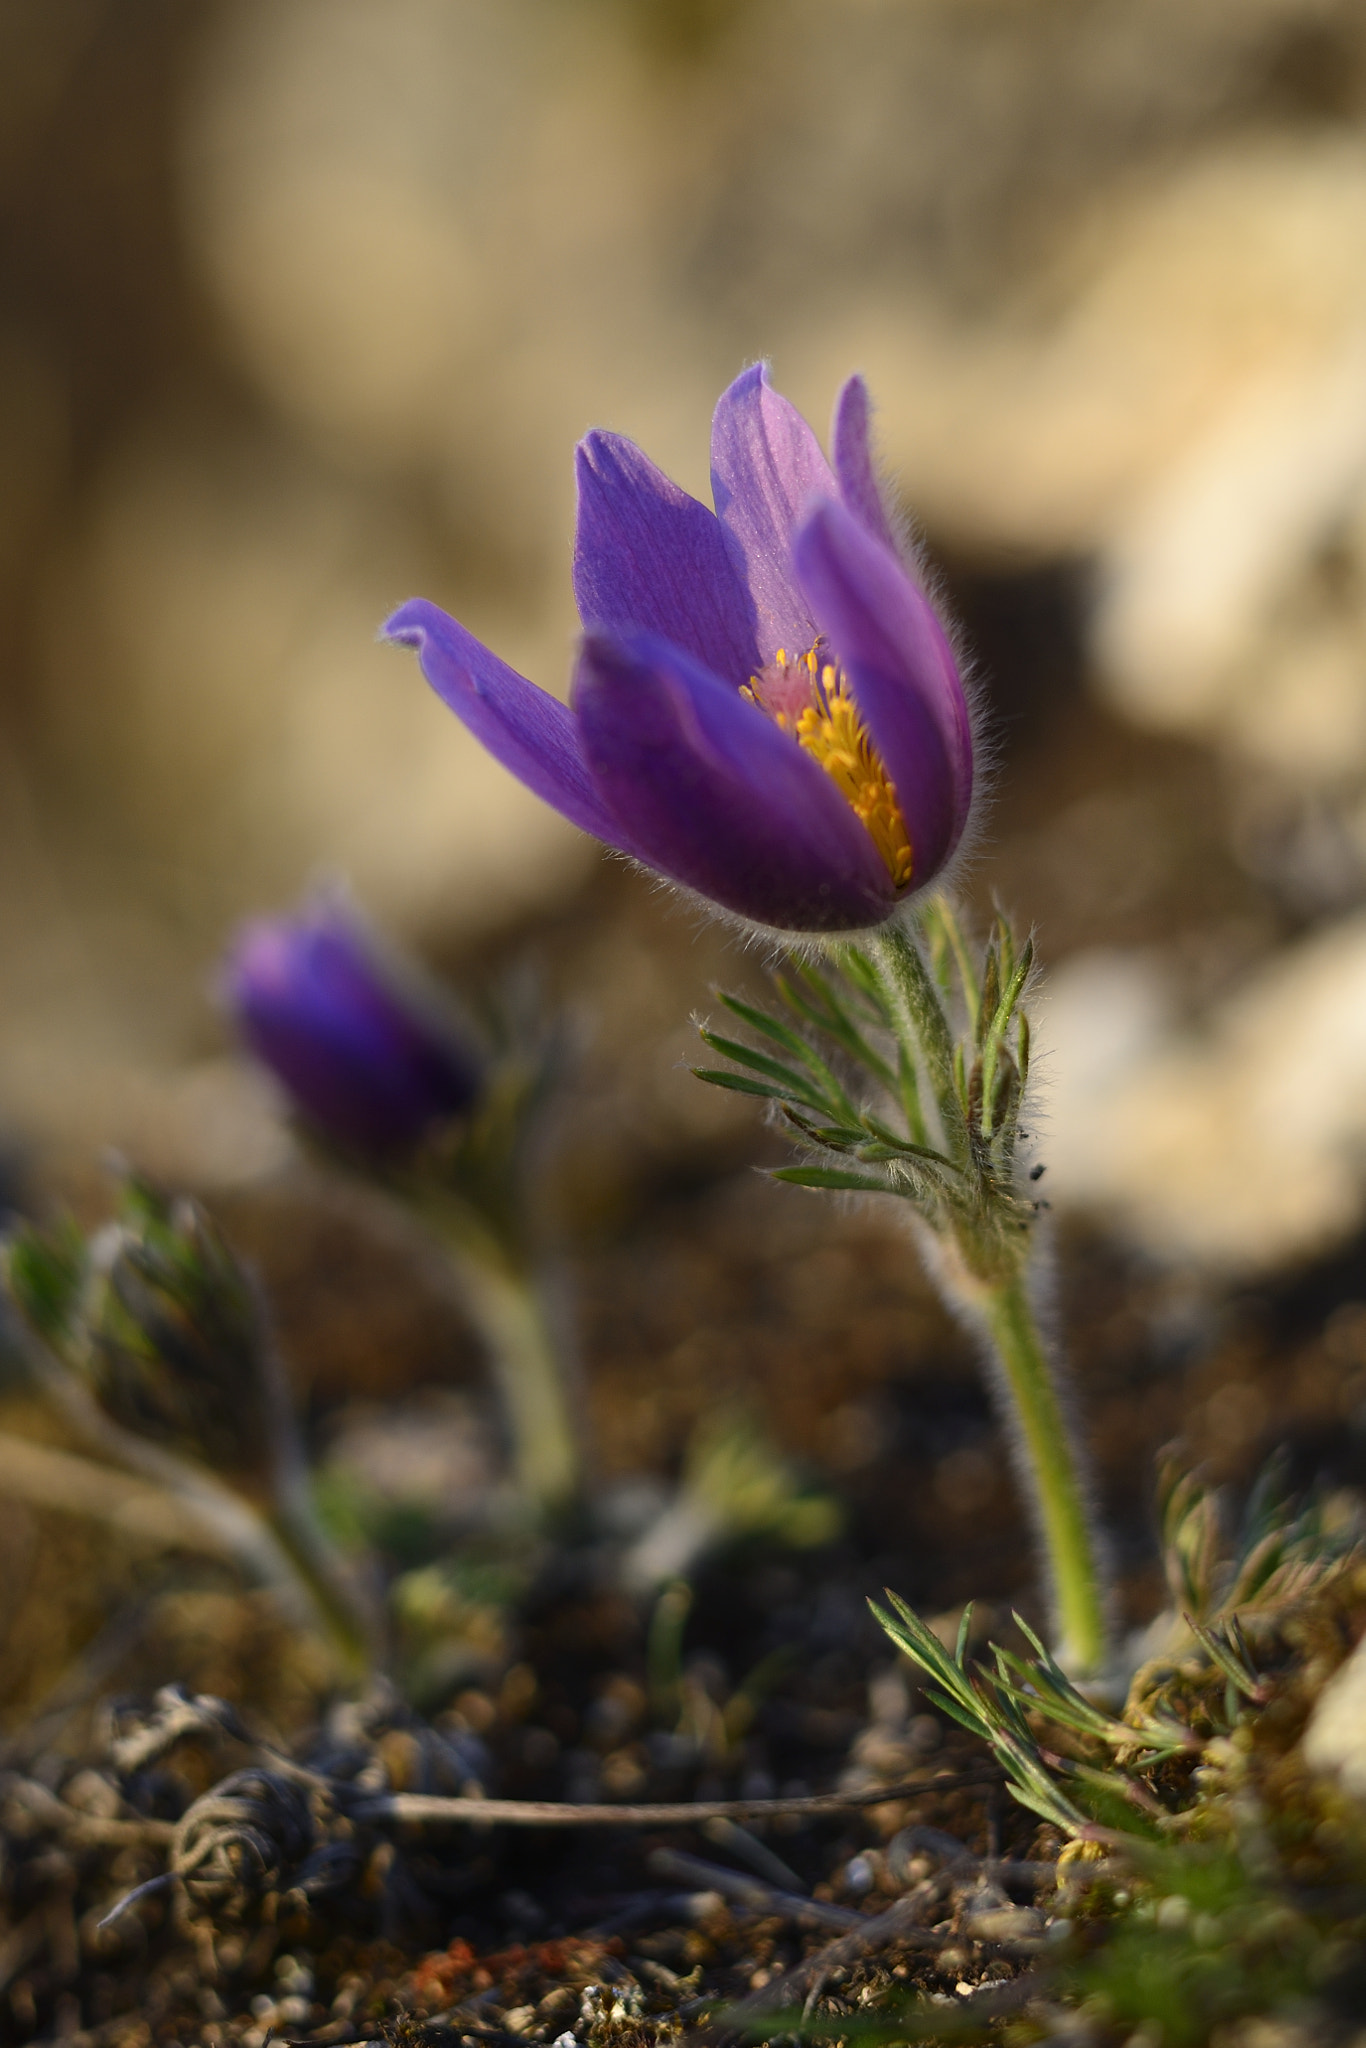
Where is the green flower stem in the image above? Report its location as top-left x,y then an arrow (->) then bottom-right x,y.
422,1204 -> 581,1519
871,923 -> 965,1156
455,1251 -> 580,1517
970,1266 -> 1109,1677
871,915 -> 1110,1678
264,1477 -> 380,1680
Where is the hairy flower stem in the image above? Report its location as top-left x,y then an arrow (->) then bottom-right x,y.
873,918 -> 1110,1678
873,920 -> 964,1153
969,1268 -> 1108,1677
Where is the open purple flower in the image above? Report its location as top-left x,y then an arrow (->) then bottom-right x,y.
224,901 -> 483,1158
385,366 -> 973,934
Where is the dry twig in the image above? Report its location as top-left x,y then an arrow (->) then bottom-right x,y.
347,1769 -> 1001,1831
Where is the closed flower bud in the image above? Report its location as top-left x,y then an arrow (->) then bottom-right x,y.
96,1183 -> 274,1477
223,899 -> 483,1161
9,1179 -> 282,1488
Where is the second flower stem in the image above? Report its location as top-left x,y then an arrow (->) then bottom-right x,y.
264,1477 -> 382,1679
443,1237 -> 582,1519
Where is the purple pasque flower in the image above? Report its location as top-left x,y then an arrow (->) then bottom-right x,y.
385,366 -> 973,934
224,899 -> 483,1158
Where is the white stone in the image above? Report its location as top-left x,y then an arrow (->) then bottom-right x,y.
1039,915 -> 1366,1268
1303,1633 -> 1366,1798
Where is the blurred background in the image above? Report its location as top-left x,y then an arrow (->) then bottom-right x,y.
7,0 -> 1366,1718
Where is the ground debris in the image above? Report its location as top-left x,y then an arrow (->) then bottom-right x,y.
6,1456 -> 1366,2048
0,1651 -> 1035,2048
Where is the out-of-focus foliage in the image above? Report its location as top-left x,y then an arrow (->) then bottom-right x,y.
6,1179 -> 278,1484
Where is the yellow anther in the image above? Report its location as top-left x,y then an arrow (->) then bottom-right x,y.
750,642 -> 914,891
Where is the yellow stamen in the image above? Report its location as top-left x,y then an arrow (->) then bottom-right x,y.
748,644 -> 914,891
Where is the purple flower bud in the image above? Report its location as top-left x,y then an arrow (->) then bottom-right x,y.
383,367 -> 975,935
223,903 -> 483,1159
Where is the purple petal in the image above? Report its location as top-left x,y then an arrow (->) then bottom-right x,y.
574,432 -> 759,685
226,907 -> 482,1157
572,630 -> 895,932
832,375 -> 899,553
793,498 -> 973,887
710,364 -> 837,663
383,597 -> 647,858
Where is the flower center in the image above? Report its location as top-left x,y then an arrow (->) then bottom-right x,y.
743,645 -> 914,891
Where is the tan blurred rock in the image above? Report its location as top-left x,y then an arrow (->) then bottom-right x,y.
1092,298 -> 1366,769
775,133 -> 1366,798
180,0 -> 727,561
1076,142 -> 1366,781
785,137 -> 1366,556
0,1048 -> 292,1189
35,410 -> 591,940
182,0 -> 501,470
1040,914 -> 1366,1269
1303,1628 -> 1366,1798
